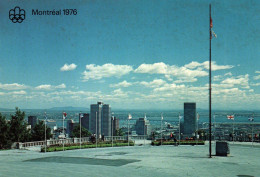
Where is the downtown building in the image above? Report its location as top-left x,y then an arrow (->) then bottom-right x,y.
183,102 -> 197,137
135,117 -> 151,136
79,113 -> 90,131
90,102 -> 111,137
111,117 -> 119,136
28,116 -> 38,129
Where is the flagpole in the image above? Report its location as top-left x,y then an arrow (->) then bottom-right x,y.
161,113 -> 163,146
63,112 -> 64,152
144,113 -> 146,146
80,112 -> 82,149
251,113 -> 254,147
96,111 -> 97,148
233,114 -> 235,144
209,3 -> 212,158
128,114 -> 129,146
214,113 -> 216,141
112,114 -> 114,147
45,112 -> 47,153
179,112 -> 181,146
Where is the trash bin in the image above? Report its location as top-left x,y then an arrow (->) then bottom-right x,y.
216,141 -> 230,156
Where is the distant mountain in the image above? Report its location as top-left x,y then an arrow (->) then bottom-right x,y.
0,108 -> 14,111
48,106 -> 89,111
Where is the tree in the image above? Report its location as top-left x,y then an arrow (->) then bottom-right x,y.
71,125 -> 91,138
9,107 -> 30,142
31,120 -> 52,141
0,113 -> 12,149
115,128 -> 124,136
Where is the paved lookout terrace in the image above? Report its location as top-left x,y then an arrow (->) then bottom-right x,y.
0,142 -> 259,177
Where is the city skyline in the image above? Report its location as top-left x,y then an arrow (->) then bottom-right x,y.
0,0 -> 259,110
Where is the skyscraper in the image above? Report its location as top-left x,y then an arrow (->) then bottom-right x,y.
102,104 -> 111,136
28,116 -> 37,129
90,102 -> 103,137
183,102 -> 197,136
111,117 -> 119,136
79,113 -> 90,131
135,118 -> 151,136
90,102 -> 111,137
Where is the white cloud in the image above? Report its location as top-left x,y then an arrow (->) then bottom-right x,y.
110,80 -> 132,88
12,90 -> 27,95
135,62 -> 208,82
35,84 -> 66,90
185,61 -> 234,71
153,83 -> 185,92
60,63 -> 77,71
134,62 -> 167,74
35,85 -> 52,90
221,74 -> 249,88
254,75 -> 260,80
174,77 -> 198,83
0,90 -> 27,95
82,64 -> 133,81
224,72 -> 232,76
139,79 -> 166,88
55,83 -> 66,89
0,83 -> 28,90
251,83 -> 260,86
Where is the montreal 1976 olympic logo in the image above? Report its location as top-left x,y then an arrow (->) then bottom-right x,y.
9,6 -> 26,23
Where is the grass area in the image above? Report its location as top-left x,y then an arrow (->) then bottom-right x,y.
41,141 -> 134,152
151,140 -> 205,146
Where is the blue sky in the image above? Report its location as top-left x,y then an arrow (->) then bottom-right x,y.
0,0 -> 259,110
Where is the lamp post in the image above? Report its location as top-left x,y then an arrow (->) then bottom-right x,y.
44,112 -> 47,153
144,113 -> 146,146
96,111 -> 97,148
79,112 -> 82,149
128,113 -> 132,146
213,113 -> 216,141
179,112 -> 182,145
161,113 -> 163,146
62,112 -> 66,152
112,113 -> 114,147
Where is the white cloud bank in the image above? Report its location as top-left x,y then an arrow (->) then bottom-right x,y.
0,83 -> 28,90
82,64 -> 133,81
60,63 -> 77,71
35,83 -> 66,90
110,80 -> 133,88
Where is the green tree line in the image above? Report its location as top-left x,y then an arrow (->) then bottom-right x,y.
0,107 -> 51,149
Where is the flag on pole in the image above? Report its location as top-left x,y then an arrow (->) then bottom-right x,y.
128,113 -> 132,120
179,115 -> 183,119
227,115 -> 234,120
161,114 -> 163,120
212,30 -> 217,38
63,112 -> 67,119
80,113 -> 83,118
210,17 -> 217,39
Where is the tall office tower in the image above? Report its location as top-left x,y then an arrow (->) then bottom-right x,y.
111,117 -> 119,136
102,104 -> 111,136
28,116 -> 37,129
90,102 -> 103,137
135,118 -> 151,136
67,119 -> 74,137
79,113 -> 90,131
183,102 -> 197,136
